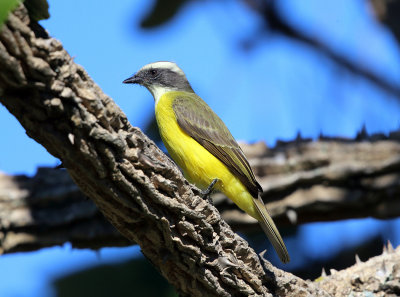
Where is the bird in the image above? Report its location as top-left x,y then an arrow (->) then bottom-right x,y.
123,61 -> 290,263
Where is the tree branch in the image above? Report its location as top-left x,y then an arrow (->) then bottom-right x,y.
0,5 -> 327,296
2,134 -> 400,254
0,168 -> 130,254
316,243 -> 400,297
1,5 -> 400,296
244,1 -> 400,102
237,134 -> 400,226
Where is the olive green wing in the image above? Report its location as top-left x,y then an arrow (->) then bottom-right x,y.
172,94 -> 262,197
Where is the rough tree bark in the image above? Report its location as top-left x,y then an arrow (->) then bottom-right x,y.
1,135 -> 400,254
0,5 -> 323,297
316,243 -> 400,297
0,168 -> 130,254
1,5 -> 399,297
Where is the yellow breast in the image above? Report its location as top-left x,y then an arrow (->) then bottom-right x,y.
155,91 -> 259,220
155,91 -> 219,189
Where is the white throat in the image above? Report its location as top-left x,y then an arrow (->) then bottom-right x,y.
146,84 -> 177,106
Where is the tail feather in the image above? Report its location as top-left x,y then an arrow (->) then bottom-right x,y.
253,197 -> 290,264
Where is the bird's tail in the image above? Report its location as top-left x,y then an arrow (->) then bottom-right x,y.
253,196 -> 290,264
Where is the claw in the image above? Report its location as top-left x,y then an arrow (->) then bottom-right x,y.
201,178 -> 219,204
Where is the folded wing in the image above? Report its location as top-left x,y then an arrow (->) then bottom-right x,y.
172,94 -> 262,197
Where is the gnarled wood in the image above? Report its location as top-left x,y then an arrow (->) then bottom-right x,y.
0,168 -> 129,254
316,244 -> 400,297
1,4 -> 400,296
0,5 -> 327,296
2,134 -> 400,254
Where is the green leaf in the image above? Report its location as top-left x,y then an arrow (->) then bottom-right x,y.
0,0 -> 21,28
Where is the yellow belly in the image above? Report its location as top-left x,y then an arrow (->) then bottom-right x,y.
155,91 -> 260,220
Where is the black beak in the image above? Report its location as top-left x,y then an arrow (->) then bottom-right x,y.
123,74 -> 140,84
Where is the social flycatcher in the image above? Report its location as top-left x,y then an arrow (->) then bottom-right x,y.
123,61 -> 290,263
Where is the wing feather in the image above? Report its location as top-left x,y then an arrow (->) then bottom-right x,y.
172,94 -> 262,197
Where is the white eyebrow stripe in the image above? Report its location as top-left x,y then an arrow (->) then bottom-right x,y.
139,61 -> 184,76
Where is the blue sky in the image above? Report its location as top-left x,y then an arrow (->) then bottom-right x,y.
1,0 -> 400,296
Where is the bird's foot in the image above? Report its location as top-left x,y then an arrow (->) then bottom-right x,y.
201,178 -> 219,204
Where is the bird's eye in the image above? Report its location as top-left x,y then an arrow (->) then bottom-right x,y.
150,69 -> 158,76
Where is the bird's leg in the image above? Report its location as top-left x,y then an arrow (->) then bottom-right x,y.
201,178 -> 219,204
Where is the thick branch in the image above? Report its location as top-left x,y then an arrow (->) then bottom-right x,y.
0,5 -> 325,296
0,168 -> 130,254
234,135 -> 400,226
316,244 -> 400,297
2,135 -> 400,254
2,5 -> 400,296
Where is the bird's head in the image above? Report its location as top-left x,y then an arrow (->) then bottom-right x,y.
123,61 -> 194,101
